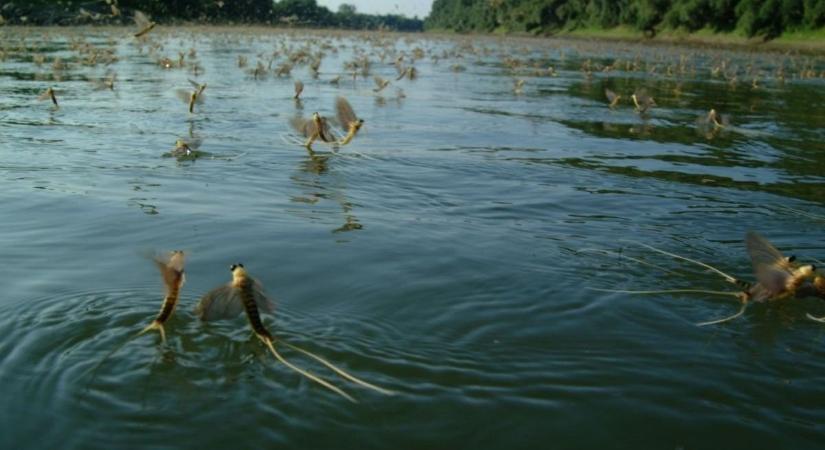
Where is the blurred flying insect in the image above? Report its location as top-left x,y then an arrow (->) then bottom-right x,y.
176,79 -> 207,113
38,86 -> 59,107
291,112 -> 337,150
195,264 -> 393,402
604,88 -> 621,108
293,80 -> 304,99
513,79 -> 525,95
335,96 -> 363,146
92,71 -> 116,91
703,109 -> 725,128
247,61 -> 267,80
133,10 -> 156,38
590,232 -> 817,326
631,88 -> 656,114
696,108 -> 729,139
396,66 -> 416,81
373,75 -> 390,93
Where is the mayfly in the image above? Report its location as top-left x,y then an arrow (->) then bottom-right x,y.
373,75 -> 390,93
290,112 -> 337,150
38,87 -> 59,107
590,232 -> 816,326
513,79 -> 525,95
696,108 -> 729,139
195,264 -> 393,402
701,109 -> 726,129
396,66 -> 416,81
293,80 -> 304,99
92,71 -> 116,91
133,10 -> 156,38
85,251 -> 186,379
604,88 -> 621,108
631,88 -> 656,113
164,138 -> 211,160
140,250 -> 187,342
335,96 -> 363,146
176,79 -> 206,113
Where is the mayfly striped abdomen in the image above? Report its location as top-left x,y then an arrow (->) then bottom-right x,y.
238,273 -> 271,339
196,263 -> 393,402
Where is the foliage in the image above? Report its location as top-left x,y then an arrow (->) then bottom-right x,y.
424,0 -> 825,38
0,0 -> 424,30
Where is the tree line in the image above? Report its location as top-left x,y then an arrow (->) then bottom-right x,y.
424,0 -> 825,38
0,0 -> 424,31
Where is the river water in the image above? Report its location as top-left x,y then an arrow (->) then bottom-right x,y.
1,26 -> 825,449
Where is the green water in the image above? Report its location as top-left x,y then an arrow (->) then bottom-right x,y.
1,27 -> 825,450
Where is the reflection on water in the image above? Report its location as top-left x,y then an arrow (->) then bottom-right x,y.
1,26 -> 825,450
290,149 -> 363,234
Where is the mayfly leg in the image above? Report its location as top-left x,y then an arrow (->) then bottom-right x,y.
137,320 -> 166,344
280,339 -> 395,395
260,336 -> 356,403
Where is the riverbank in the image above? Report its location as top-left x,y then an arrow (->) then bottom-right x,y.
554,26 -> 825,54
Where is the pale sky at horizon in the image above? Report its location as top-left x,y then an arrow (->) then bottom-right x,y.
316,0 -> 434,19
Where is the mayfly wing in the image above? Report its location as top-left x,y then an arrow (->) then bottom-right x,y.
294,80 -> 304,96
604,88 -> 618,103
175,89 -> 192,104
335,96 -> 357,131
186,138 -> 203,149
373,76 -> 385,88
195,285 -> 244,320
152,251 -> 186,292
133,10 -> 151,29
37,89 -> 52,101
318,117 -> 338,143
745,231 -> 792,293
251,279 -> 275,314
290,116 -> 312,137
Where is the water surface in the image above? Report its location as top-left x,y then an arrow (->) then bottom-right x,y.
1,27 -> 825,450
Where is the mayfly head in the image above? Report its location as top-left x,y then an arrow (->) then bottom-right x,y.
168,250 -> 186,270
230,263 -> 247,287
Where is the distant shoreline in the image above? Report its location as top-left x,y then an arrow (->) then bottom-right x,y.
558,27 -> 825,54
3,23 -> 825,54
426,26 -> 825,54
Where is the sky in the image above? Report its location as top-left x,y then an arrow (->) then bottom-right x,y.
316,0 -> 434,19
